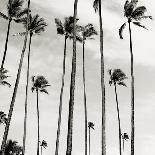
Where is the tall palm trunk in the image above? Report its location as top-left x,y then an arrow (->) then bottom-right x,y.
82,38 -> 88,155
41,146 -> 43,155
128,20 -> 134,155
122,138 -> 125,152
23,33 -> 32,155
0,1 -> 31,154
55,35 -> 67,155
114,83 -> 122,155
98,1 -> 106,155
66,0 -> 78,154
88,127 -> 91,155
36,89 -> 40,155
1,18 -> 12,69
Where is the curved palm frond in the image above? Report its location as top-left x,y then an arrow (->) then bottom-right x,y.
93,0 -> 99,12
124,0 -> 137,17
0,111 -> 8,125
55,18 -> 64,35
0,12 -> 9,20
0,68 -> 11,87
133,22 -> 148,30
119,22 -> 126,39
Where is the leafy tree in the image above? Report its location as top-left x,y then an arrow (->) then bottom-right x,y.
119,1 -> 152,154
79,23 -> 97,155
31,76 -> 50,155
0,0 -> 28,69
93,1 -> 106,154
0,0 -> 31,153
109,69 -> 128,155
54,16 -> 81,155
88,122 -> 95,155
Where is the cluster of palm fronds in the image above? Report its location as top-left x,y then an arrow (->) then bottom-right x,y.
0,0 -> 152,155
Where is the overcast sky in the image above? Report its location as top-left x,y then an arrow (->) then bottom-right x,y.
0,0 -> 155,155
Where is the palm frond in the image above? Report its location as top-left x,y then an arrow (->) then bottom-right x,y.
55,18 -> 64,35
12,32 -> 26,36
138,15 -> 153,20
124,0 -> 136,17
16,8 -> 29,18
1,81 -> 11,87
40,89 -> 48,94
0,12 -> 9,20
117,81 -> 127,87
133,22 -> 148,30
119,22 -> 126,39
93,0 -> 99,12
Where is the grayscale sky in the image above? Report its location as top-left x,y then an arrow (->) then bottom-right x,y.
0,0 -> 155,155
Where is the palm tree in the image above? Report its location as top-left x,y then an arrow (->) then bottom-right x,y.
66,0 -> 79,155
54,16 -> 81,155
88,122 -> 95,155
14,14 -> 47,155
0,0 -> 31,154
79,23 -> 97,155
0,68 -> 11,87
2,139 -> 23,155
40,140 -> 47,155
31,76 -> 50,155
119,1 -> 152,154
108,69 -> 128,155
122,133 -> 129,152
0,0 -> 28,69
93,1 -> 106,154
0,111 -> 7,126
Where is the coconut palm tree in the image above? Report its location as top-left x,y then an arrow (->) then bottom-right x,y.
88,122 -> 95,155
122,133 -> 129,152
66,0 -> 79,155
0,0 -> 28,69
93,1 -> 106,154
31,76 -> 50,155
108,69 -> 128,155
79,23 -> 97,155
0,0 -> 31,154
119,1 -> 152,154
14,14 -> 47,155
0,111 -> 7,126
0,68 -> 11,87
40,140 -> 47,155
54,16 -> 81,155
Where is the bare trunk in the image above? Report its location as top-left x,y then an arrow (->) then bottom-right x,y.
88,127 -> 91,155
1,18 -> 12,69
82,38 -> 88,155
66,0 -> 78,154
98,1 -> 106,155
128,21 -> 134,155
23,33 -> 32,154
55,36 -> 67,155
37,89 -> 40,155
0,1 -> 31,154
114,83 -> 122,155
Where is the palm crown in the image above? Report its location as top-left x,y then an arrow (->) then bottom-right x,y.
0,111 -> 8,126
93,0 -> 99,12
40,140 -> 48,149
108,69 -> 128,87
122,133 -> 129,141
55,16 -> 82,41
80,23 -> 98,41
0,0 -> 28,21
31,76 -> 50,94
88,122 -> 95,130
0,68 -> 11,87
119,0 -> 152,39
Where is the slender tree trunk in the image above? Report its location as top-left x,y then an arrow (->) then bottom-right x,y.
88,127 -> 90,155
36,89 -> 40,155
114,83 -> 122,155
41,146 -> 43,155
98,1 -> 106,155
66,0 -> 78,154
1,18 -> 12,69
123,138 -> 125,152
0,1 -> 31,154
55,36 -> 67,155
128,21 -> 134,155
82,38 -> 88,155
22,33 -> 32,155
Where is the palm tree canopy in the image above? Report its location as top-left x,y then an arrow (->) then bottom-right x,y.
4,139 -> 23,155
0,111 -> 8,126
40,140 -> 48,149
55,16 -> 82,42
108,69 -> 128,87
122,133 -> 129,141
31,76 -> 50,94
88,122 -> 95,130
0,68 -> 11,87
119,0 -> 152,39
93,0 -> 99,12
80,23 -> 98,40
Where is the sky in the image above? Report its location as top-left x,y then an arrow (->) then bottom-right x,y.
0,0 -> 155,155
